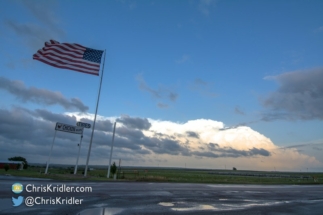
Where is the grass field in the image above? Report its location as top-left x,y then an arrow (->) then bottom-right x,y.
1,166 -> 323,185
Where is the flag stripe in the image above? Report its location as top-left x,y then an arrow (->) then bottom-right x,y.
33,40 -> 103,76
45,41 -> 86,54
34,55 -> 100,71
48,40 -> 86,50
33,53 -> 100,72
42,46 -> 83,59
36,50 -> 100,67
33,55 -> 99,76
34,50 -> 100,69
63,43 -> 86,51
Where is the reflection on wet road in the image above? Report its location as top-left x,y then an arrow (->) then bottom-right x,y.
78,183 -> 323,215
0,176 -> 322,215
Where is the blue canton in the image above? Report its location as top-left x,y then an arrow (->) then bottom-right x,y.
83,48 -> 104,63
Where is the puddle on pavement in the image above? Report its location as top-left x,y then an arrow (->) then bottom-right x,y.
172,204 -> 217,211
282,199 -> 323,205
243,201 -> 281,207
221,204 -> 244,208
244,191 -> 267,194
168,199 -> 286,212
103,208 -> 124,215
158,202 -> 174,207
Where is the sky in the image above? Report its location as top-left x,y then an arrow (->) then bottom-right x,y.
0,0 -> 322,172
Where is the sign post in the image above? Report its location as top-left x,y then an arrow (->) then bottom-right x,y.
45,130 -> 57,174
45,122 -> 83,174
74,133 -> 83,174
107,122 -> 117,178
74,122 -> 91,174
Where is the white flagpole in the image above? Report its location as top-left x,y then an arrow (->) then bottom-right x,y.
84,49 -> 106,177
107,121 -> 117,178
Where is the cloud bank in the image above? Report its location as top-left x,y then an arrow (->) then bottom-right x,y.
0,107 -> 320,171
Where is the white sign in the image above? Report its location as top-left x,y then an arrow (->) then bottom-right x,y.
76,122 -> 91,129
55,122 -> 83,134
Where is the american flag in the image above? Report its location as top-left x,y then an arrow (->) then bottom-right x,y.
33,40 -> 104,76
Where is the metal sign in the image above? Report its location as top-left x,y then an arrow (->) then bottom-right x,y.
55,122 -> 83,134
76,121 -> 91,129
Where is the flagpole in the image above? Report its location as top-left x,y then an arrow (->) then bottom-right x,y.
84,49 -> 106,177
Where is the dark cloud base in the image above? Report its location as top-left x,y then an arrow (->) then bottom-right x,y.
261,68 -> 323,121
0,107 -> 271,165
0,77 -> 88,112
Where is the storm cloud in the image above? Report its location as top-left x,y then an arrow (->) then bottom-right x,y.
261,68 -> 323,121
0,107 -> 187,163
116,115 -> 151,130
191,146 -> 270,158
2,107 -> 319,170
186,131 -> 200,139
0,108 -> 150,164
0,77 -> 89,112
196,142 -> 270,158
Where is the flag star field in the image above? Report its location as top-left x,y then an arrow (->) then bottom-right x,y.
83,49 -> 104,64
0,0 -> 322,171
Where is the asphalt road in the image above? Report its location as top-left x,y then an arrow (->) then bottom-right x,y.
1,175 -> 323,215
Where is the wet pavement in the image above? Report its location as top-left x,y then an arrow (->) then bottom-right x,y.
1,176 -> 323,214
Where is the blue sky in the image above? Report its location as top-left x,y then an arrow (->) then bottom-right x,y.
0,0 -> 322,171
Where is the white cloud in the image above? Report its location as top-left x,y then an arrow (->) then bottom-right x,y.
146,119 -> 273,150
65,112 -> 117,123
175,55 -> 190,64
143,118 -> 321,170
198,0 -> 217,16
148,118 -> 223,135
314,26 -> 323,32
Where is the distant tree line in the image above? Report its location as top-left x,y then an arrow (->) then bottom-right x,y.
8,156 -> 28,169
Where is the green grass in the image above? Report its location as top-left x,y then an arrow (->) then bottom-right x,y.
1,167 -> 323,185
129,169 -> 323,184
